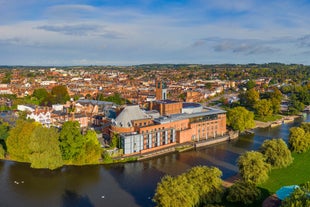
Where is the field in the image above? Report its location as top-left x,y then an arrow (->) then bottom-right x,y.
260,150 -> 310,193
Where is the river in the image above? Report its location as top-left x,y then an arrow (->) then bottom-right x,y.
0,114 -> 309,207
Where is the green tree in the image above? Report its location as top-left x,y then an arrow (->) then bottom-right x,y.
281,182 -> 310,207
153,166 -> 223,207
289,127 -> 310,153
185,166 -> 223,205
245,80 -> 256,90
227,107 -> 255,132
239,88 -> 260,109
110,133 -> 120,148
153,174 -> 199,207
0,144 -> 5,159
32,88 -> 49,103
76,130 -> 102,165
237,151 -> 271,184
260,139 -> 293,168
0,121 -> 10,148
226,180 -> 261,205
301,122 -> 310,133
254,99 -> 273,117
59,121 -> 84,161
28,125 -> 63,169
51,85 -> 70,104
6,120 -> 37,162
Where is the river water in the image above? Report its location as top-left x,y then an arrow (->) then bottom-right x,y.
0,114 -> 309,207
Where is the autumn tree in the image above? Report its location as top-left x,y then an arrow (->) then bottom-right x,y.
289,127 -> 310,153
51,85 -> 70,104
28,125 -> 63,170
260,139 -> 293,168
6,120 -> 37,162
237,151 -> 271,184
226,180 -> 261,205
227,107 -> 255,132
59,121 -> 84,162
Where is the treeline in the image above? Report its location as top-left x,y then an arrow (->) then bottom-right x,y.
153,122 -> 310,207
0,119 -> 102,170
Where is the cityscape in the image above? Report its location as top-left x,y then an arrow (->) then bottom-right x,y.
1,0 -> 310,207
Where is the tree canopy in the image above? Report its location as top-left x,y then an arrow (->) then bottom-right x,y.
227,106 -> 255,132
153,166 -> 223,207
28,125 -> 63,170
59,121 -> 84,161
6,120 -> 37,162
260,138 -> 293,169
237,151 -> 271,184
51,85 -> 70,104
226,180 -> 261,205
289,127 -> 310,153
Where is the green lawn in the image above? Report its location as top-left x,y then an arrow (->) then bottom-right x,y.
259,150 -> 310,194
255,114 -> 283,122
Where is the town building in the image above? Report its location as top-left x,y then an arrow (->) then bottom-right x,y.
111,81 -> 227,155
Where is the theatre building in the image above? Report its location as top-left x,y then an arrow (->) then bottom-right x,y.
110,80 -> 227,155
110,104 -> 226,155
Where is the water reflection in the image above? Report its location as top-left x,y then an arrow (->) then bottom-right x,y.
62,190 -> 94,207
0,114 -> 308,207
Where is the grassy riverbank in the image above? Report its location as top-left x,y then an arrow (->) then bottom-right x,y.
259,150 -> 310,193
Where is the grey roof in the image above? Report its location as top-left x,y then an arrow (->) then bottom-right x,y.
114,105 -> 150,128
154,107 -> 226,124
77,99 -> 115,106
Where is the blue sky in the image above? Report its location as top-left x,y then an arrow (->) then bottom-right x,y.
1,0 -> 310,65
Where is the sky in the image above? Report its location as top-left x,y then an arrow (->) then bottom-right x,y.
1,0 -> 310,66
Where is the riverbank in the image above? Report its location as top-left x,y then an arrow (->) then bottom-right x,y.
254,115 -> 301,129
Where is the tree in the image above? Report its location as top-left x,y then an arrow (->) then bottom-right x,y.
245,80 -> 256,90
239,88 -> 260,109
6,120 -> 37,162
301,122 -> 310,133
260,139 -> 293,168
185,166 -> 223,205
32,88 -> 49,103
153,166 -> 224,207
110,133 -> 120,148
28,125 -> 63,170
227,107 -> 255,132
281,182 -> 310,207
0,121 -> 10,149
59,121 -> 84,161
289,127 -> 310,153
237,151 -> 271,184
226,180 -> 261,205
254,99 -> 273,117
75,130 -> 102,165
51,85 -> 70,104
0,144 -> 5,159
153,175 -> 199,207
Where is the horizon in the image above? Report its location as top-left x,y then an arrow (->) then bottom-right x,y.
1,1 -> 310,66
